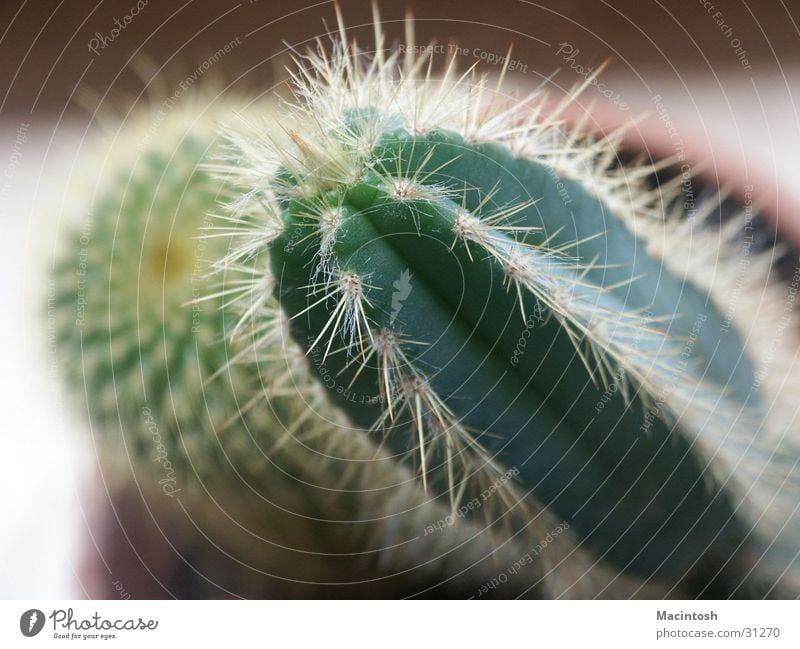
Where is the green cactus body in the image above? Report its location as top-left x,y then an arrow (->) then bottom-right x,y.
267,124 -> 757,588
53,96 -> 638,596
221,17 -> 800,594
51,106 -> 247,480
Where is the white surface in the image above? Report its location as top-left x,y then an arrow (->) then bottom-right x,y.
0,121 -> 92,599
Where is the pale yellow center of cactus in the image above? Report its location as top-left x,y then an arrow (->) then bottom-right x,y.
148,238 -> 192,287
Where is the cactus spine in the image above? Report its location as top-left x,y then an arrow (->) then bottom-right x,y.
218,11 -> 800,596
54,94 -> 650,597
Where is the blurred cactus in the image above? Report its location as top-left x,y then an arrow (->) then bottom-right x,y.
52,94 -> 643,597
51,102 -> 250,481
216,11 -> 800,596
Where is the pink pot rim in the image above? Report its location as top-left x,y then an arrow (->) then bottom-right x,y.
563,102 -> 800,249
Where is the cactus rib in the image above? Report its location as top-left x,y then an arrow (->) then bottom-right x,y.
216,11 -> 800,594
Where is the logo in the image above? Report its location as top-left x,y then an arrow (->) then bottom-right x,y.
389,268 -> 413,326
20,609 -> 45,637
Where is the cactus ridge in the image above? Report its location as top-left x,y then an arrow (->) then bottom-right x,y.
54,94 -> 656,597
213,10 -> 800,592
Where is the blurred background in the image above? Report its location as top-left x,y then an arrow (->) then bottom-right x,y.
3,0 -> 800,597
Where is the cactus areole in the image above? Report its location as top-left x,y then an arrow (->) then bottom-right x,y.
220,15 -> 798,591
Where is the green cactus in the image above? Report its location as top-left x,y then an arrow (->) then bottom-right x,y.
217,14 -> 800,596
52,94 -> 647,597
51,102 -> 246,482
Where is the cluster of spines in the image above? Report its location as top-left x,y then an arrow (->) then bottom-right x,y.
57,94 -> 626,596
222,135 -> 709,508
209,7 -> 800,593
204,279 -> 640,598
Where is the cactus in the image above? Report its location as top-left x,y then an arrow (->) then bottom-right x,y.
51,100 -> 250,482
217,12 -> 800,596
52,93 -> 650,597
